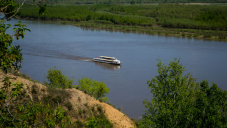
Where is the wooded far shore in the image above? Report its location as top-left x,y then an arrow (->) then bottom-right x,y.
17,3 -> 227,41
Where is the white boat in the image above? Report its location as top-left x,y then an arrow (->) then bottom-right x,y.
93,56 -> 121,65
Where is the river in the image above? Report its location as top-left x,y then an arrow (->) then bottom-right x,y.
7,18 -> 227,119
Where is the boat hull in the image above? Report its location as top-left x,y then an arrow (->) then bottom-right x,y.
93,58 -> 121,65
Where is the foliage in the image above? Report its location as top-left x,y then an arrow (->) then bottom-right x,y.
84,104 -> 113,128
0,0 -> 19,20
65,101 -> 73,110
41,87 -> 71,109
139,59 -> 227,127
0,77 -> 72,127
1,0 -> 48,19
86,115 -> 103,128
1,1 -> 73,127
77,77 -> 110,102
191,80 -> 227,127
0,21 -> 30,74
18,4 -> 154,26
18,4 -> 227,32
85,115 -> 112,128
43,66 -> 74,89
24,0 -> 227,5
130,0 -> 136,4
71,104 -> 112,128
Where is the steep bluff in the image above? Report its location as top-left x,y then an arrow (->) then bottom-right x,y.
0,70 -> 136,128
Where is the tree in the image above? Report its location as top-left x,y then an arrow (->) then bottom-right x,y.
1,0 -> 48,74
1,1 -> 72,127
192,80 -> 227,127
139,58 -> 227,128
43,66 -> 74,89
130,0 -> 136,4
0,20 -> 30,74
0,0 -> 30,74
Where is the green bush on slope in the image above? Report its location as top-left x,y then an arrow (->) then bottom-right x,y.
76,77 -> 110,102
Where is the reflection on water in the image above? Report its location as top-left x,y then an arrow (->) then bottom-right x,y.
93,61 -> 121,70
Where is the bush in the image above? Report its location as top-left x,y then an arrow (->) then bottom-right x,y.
65,102 -> 73,111
219,36 -> 226,40
43,66 -> 74,89
31,87 -> 37,94
52,95 -> 62,104
76,77 -> 110,102
204,33 -> 212,38
130,0 -> 135,4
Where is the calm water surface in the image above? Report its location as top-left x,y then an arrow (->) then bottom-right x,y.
8,19 -> 227,118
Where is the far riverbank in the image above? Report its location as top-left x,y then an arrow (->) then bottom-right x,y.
17,4 -> 227,41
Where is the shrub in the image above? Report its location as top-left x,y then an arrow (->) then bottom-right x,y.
188,33 -> 192,37
65,102 -> 73,111
52,95 -> 62,104
219,36 -> 226,40
43,66 -> 74,89
31,88 -> 37,94
76,77 -> 110,102
130,0 -> 135,4
204,33 -> 212,38
78,96 -> 81,101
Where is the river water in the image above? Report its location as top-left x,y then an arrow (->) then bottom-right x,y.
7,18 -> 227,118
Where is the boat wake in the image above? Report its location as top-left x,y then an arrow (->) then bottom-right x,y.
23,52 -> 93,62
22,52 -> 121,70
82,59 -> 93,61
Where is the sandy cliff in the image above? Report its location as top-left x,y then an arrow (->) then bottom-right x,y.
0,71 -> 136,128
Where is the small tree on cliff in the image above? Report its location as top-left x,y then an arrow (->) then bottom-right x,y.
43,66 -> 74,89
77,77 -> 110,102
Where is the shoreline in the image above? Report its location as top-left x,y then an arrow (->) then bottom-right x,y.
17,17 -> 227,42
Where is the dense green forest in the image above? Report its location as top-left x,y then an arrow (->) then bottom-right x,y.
18,4 -> 227,30
17,4 -> 227,40
17,0 -> 227,4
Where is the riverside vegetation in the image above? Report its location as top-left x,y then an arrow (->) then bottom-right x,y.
17,0 -> 227,5
1,0 -> 227,127
17,3 -> 227,41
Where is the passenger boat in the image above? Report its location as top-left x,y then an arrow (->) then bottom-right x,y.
93,56 -> 121,65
